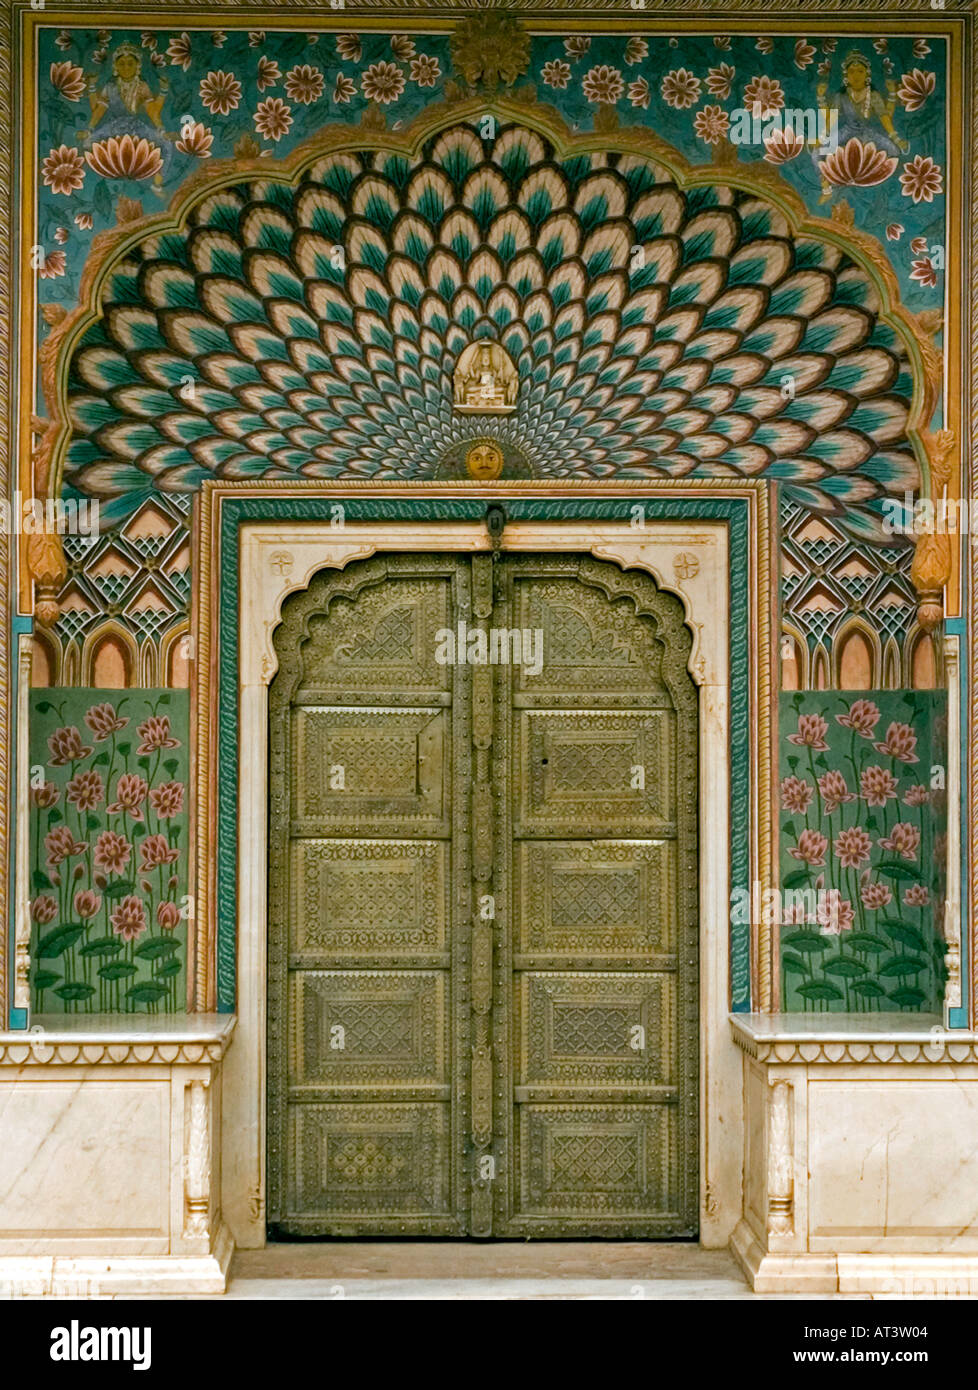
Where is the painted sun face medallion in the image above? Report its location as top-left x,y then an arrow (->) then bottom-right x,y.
465,440 -> 505,480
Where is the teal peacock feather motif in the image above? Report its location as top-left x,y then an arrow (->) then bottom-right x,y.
62,123 -> 919,539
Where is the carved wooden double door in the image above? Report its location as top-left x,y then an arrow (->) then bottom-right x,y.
267,551 -> 698,1238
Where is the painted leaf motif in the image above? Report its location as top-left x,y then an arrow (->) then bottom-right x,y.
79,936 -> 124,958
781,867 -> 813,889
98,961 -> 137,980
877,956 -> 926,976
845,932 -> 888,953
821,957 -> 866,978
850,980 -> 886,998
36,924 -> 85,958
104,879 -> 137,899
796,981 -> 844,1001
781,931 -> 829,953
882,922 -> 928,952
134,937 -> 180,959
782,953 -> 809,975
888,986 -> 926,1008
876,860 -> 924,882
126,982 -> 170,1003
54,983 -> 95,1001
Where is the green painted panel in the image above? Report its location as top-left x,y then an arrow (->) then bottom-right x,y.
779,690 -> 948,1013
28,689 -> 190,1015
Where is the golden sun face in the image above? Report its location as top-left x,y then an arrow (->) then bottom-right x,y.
465,441 -> 504,480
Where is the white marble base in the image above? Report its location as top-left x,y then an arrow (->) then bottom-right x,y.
0,1017 -> 235,1296
733,1222 -> 978,1296
0,1221 -> 233,1297
732,1015 -> 978,1295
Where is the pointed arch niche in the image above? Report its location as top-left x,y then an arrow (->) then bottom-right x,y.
82,622 -> 136,689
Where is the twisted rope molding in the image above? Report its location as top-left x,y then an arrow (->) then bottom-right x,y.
0,1 -> 14,1022
12,1 -> 973,12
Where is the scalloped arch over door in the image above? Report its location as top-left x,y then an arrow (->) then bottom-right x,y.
267,550 -> 698,1237
55,119 -> 921,543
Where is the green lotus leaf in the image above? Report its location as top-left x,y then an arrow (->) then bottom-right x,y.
782,953 -> 809,976
878,955 -> 926,976
781,868 -> 813,890
781,931 -> 829,953
103,879 -> 136,899
36,924 -> 85,958
888,987 -> 927,1008
796,981 -> 844,1001
79,936 -> 123,958
135,937 -> 180,959
876,860 -> 924,882
821,957 -> 865,978
882,922 -> 928,952
98,961 -> 137,980
54,983 -> 95,1001
126,982 -> 169,1004
850,980 -> 886,998
846,932 -> 888,953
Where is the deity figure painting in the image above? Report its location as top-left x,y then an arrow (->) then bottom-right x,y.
77,41 -> 176,193
814,50 -> 909,201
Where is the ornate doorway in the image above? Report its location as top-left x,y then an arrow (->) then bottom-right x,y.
267,550 -> 698,1238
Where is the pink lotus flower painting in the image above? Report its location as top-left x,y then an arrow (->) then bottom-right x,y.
29,689 -> 189,1015
780,691 -> 947,1014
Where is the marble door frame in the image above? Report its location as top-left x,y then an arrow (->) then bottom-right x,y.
202,490 -> 770,1250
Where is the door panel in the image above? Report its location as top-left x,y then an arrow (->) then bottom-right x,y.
268,550 -> 698,1238
289,1102 -> 452,1223
289,839 -> 449,963
514,840 -> 674,964
291,970 -> 448,1090
515,710 -> 677,836
515,972 -> 674,1093
268,556 -> 471,1236
493,555 -> 697,1238
291,708 -> 450,835
515,1104 -> 677,1228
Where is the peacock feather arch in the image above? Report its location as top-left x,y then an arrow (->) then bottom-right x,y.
38,98 -> 942,544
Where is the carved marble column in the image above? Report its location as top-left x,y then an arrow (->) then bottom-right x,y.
766,1080 -> 794,1237
183,1079 -> 211,1240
